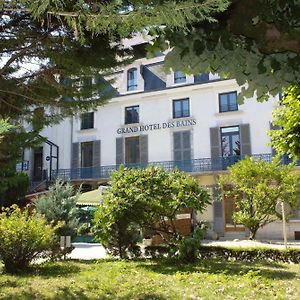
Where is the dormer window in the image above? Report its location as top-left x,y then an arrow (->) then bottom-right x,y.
127,68 -> 138,91
174,71 -> 186,84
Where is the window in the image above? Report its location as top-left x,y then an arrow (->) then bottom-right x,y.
174,71 -> 186,83
219,91 -> 238,112
81,112 -> 94,130
173,98 -> 190,118
127,68 -> 138,91
125,105 -> 139,124
125,137 -> 140,164
81,142 -> 93,167
221,126 -> 240,157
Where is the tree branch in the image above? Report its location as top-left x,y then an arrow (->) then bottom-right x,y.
0,34 -> 49,76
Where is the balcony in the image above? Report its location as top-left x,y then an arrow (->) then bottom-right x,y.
52,154 -> 300,182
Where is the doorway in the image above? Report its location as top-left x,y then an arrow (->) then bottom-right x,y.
33,147 -> 43,181
224,196 -> 245,232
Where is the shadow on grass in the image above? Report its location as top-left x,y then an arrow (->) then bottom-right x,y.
1,286 -> 167,300
0,261 -> 82,278
136,258 -> 297,280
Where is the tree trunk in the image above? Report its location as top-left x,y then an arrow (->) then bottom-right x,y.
248,227 -> 259,240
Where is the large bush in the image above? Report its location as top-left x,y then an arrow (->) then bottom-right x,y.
0,205 -> 55,273
93,166 -> 210,258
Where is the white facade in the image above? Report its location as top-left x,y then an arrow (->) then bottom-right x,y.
24,53 -> 300,240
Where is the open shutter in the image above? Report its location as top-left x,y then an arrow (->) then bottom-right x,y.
210,127 -> 221,157
93,140 -> 101,167
212,185 -> 224,235
240,124 -> 251,156
71,143 -> 79,169
139,135 -> 148,164
116,137 -> 124,165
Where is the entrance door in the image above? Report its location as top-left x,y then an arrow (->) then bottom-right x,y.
33,147 -> 43,181
224,196 -> 244,232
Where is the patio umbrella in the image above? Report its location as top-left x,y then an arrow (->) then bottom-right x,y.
76,189 -> 103,206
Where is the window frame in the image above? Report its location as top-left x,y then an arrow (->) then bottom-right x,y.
127,68 -> 138,91
172,98 -> 190,119
125,105 -> 139,125
80,112 -> 94,130
219,91 -> 238,113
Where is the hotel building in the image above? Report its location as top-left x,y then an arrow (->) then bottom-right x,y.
22,52 -> 300,240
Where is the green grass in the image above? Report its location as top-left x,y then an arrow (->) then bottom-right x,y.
0,259 -> 299,299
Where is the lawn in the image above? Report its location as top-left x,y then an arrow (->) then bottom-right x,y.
0,258 -> 299,300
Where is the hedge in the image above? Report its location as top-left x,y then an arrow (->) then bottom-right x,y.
144,245 -> 300,263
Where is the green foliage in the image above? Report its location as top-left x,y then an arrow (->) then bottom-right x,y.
199,246 -> 300,263
0,119 -> 40,208
0,205 -> 56,273
160,0 -> 300,102
0,170 -> 29,208
77,223 -> 90,236
169,221 -> 209,262
93,166 -> 210,258
219,157 -> 300,239
35,179 -> 80,237
269,85 -> 300,160
5,1 -> 229,41
0,119 -> 14,142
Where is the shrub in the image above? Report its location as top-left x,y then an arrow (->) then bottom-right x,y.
93,166 -> 210,258
144,245 -> 169,259
173,221 -> 209,262
35,179 -> 79,259
198,246 -> 300,263
0,205 -> 56,273
35,179 -> 79,237
77,223 -> 90,235
146,221 -> 209,262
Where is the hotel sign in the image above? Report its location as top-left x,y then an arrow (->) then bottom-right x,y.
117,119 -> 196,134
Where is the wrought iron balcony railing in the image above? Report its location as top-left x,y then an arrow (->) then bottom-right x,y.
52,153 -> 300,181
